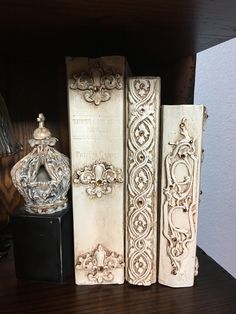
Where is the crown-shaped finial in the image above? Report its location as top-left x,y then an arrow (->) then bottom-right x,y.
33,113 -> 51,140
37,113 -> 45,126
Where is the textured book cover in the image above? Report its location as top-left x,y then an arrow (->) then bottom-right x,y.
158,104 -> 206,288
126,77 -> 161,285
67,56 -> 127,285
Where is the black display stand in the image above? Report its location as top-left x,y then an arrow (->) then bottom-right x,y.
11,206 -> 73,282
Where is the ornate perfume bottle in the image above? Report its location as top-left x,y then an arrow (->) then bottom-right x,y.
11,113 -> 70,214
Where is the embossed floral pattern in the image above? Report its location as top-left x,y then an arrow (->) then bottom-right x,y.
127,78 -> 159,285
73,161 -> 123,198
134,214 -> 147,233
163,118 -> 198,275
135,170 -> 148,190
76,244 -> 124,283
134,256 -> 147,275
70,63 -> 123,106
135,123 -> 149,145
134,79 -> 150,98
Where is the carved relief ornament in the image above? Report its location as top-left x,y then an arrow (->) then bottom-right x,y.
73,161 -> 123,198
127,79 -> 158,285
163,118 -> 198,275
76,244 -> 124,284
70,63 -> 123,106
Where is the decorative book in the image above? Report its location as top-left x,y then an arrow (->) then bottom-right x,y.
67,56 -> 128,285
158,105 -> 206,288
126,77 -> 161,285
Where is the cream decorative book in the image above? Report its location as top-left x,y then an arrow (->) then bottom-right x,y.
158,104 -> 206,288
67,56 -> 128,285
126,77 -> 161,285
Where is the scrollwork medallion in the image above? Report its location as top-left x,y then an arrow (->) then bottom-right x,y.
73,161 -> 123,198
163,118 -> 198,275
70,62 -> 123,106
76,244 -> 124,283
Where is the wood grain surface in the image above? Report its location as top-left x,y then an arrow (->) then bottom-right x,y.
0,1 -> 236,64
0,247 -> 235,313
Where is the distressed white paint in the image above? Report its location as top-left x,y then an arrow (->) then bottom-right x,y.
194,38 -> 236,279
67,56 -> 127,285
126,77 -> 160,285
158,105 -> 205,288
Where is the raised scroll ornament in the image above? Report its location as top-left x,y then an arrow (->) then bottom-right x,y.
163,118 -> 198,275
70,63 -> 123,106
73,161 -> 123,198
76,244 -> 124,283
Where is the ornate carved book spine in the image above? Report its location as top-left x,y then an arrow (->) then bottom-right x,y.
67,56 -> 127,285
158,104 -> 206,288
126,77 -> 161,285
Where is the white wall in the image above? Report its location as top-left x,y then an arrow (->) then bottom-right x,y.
194,38 -> 236,278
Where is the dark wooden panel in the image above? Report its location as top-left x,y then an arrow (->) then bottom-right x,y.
0,0 -> 236,63
159,56 -> 196,104
0,247 -> 235,313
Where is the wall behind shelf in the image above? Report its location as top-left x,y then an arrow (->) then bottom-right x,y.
195,37 -> 236,278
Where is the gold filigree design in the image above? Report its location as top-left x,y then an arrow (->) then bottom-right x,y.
126,79 -> 158,285
163,118 -> 198,275
76,244 -> 124,283
70,62 -> 123,106
73,161 -> 123,198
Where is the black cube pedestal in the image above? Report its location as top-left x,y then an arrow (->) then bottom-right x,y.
11,206 -> 73,282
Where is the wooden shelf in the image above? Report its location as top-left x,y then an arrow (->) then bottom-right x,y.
1,0 -> 236,65
0,246 -> 235,313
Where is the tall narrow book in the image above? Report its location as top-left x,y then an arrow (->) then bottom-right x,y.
126,77 -> 161,285
67,56 -> 127,285
158,104 -> 205,288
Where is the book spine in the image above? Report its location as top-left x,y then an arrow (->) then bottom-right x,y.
158,104 -> 205,287
126,77 -> 161,285
67,56 -> 126,285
